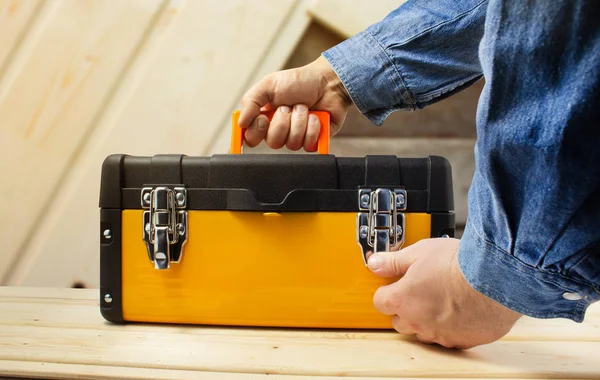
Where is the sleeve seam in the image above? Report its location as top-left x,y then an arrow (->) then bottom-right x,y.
362,30 -> 416,111
468,225 -> 600,294
411,74 -> 483,104
384,0 -> 489,49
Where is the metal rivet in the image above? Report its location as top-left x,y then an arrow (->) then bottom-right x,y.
396,193 -> 405,206
441,234 -> 449,238
103,229 -> 112,240
104,293 -> 112,303
145,223 -> 151,233
143,193 -> 151,203
176,192 -> 185,206
360,194 -> 369,205
177,223 -> 185,235
562,292 -> 583,301
359,226 -> 368,239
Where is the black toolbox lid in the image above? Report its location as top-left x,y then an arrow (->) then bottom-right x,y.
99,154 -> 453,213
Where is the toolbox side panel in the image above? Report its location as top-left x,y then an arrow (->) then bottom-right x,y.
428,155 -> 454,213
100,208 -> 123,323
430,212 -> 456,238
428,156 -> 455,238
99,154 -> 126,209
99,154 -> 126,322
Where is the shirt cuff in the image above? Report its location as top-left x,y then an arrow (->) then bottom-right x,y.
457,222 -> 600,323
322,30 -> 414,126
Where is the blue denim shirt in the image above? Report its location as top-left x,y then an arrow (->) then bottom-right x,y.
323,0 -> 600,322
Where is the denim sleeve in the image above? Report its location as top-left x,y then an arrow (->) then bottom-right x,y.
457,0 -> 600,323
322,0 -> 488,125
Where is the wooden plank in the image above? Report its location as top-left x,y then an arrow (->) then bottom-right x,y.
1,287 -> 598,379
0,285 -> 97,300
0,361 -> 313,380
308,0 -> 403,38
6,0 -> 302,288
0,0 -> 166,283
0,0 -> 59,103
2,293 -> 600,344
0,0 -> 43,71
1,287 -> 599,342
207,0 -> 313,155
0,362 -> 529,380
1,324 -> 599,378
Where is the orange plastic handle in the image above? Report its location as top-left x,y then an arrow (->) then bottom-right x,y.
230,110 -> 330,154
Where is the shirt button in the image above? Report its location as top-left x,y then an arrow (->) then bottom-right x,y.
562,292 -> 583,301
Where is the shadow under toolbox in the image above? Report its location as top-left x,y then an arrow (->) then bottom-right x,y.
99,111 -> 455,329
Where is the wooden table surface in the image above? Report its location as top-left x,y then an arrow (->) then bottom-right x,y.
1,286 -> 599,380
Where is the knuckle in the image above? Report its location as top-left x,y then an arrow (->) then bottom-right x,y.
257,73 -> 275,92
305,130 -> 319,141
240,92 -> 252,106
392,291 -> 408,314
392,317 -> 408,334
374,285 -> 407,316
269,122 -> 289,138
381,293 -> 400,314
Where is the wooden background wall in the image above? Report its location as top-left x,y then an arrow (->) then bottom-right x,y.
0,0 -> 478,289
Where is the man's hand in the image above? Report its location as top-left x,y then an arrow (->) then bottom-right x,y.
367,238 -> 522,349
238,56 -> 352,152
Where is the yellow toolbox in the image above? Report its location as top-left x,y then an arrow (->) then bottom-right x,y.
99,111 -> 455,329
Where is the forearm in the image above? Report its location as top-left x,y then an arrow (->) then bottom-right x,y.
322,0 -> 488,125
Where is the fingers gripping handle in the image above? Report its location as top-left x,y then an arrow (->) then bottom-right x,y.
230,110 -> 330,154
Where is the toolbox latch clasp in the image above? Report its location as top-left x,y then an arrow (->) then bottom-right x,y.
141,186 -> 188,270
356,188 -> 406,265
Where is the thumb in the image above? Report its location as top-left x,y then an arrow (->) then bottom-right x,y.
367,249 -> 418,278
238,74 -> 275,129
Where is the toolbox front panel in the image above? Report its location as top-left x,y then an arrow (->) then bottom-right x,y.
120,210 -> 431,329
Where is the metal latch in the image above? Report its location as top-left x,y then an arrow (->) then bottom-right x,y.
141,186 -> 188,270
356,188 -> 406,265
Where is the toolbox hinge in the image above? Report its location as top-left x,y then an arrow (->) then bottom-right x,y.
356,188 -> 406,265
141,186 -> 188,270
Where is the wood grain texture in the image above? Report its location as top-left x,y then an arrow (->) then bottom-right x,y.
0,0 -> 165,283
0,287 -> 599,379
0,362 -> 533,380
0,0 -> 43,73
2,361 -> 480,380
309,0 -> 403,38
6,0 -> 301,288
1,287 -> 599,343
